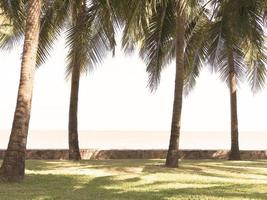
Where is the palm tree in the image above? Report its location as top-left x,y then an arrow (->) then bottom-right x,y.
205,0 -> 267,160
165,1 -> 210,167
121,0 -> 209,168
65,0 -> 118,160
0,0 -> 42,182
165,2 -> 186,168
36,0 -> 120,160
67,0 -> 88,161
182,0 -> 267,160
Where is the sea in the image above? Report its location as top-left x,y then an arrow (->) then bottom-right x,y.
0,130 -> 266,150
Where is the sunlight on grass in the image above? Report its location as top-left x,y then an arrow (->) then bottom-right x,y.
0,159 -> 267,200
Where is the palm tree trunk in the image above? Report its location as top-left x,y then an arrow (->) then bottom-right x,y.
67,0 -> 86,161
68,64 -> 81,160
165,13 -> 185,168
227,47 -> 241,160
0,0 -> 41,182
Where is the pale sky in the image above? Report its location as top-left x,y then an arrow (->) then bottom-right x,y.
0,36 -> 267,132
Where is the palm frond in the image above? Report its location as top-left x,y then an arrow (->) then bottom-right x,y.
0,0 -> 25,50
65,0 -> 114,78
139,1 -> 176,91
184,13 -> 210,95
36,0 -> 71,66
121,0 -> 151,54
244,43 -> 267,93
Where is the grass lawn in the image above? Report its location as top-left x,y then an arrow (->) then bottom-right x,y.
0,159 -> 267,200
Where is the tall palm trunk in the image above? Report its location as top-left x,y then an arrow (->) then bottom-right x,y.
67,0 -> 87,161
165,13 -> 185,168
227,47 -> 241,160
0,0 -> 41,182
68,64 -> 81,160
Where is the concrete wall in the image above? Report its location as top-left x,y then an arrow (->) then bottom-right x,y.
1,149 -> 267,160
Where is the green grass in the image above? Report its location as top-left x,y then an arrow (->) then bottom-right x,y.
0,159 -> 267,200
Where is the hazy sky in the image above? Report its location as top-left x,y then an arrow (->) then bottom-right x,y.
0,36 -> 267,132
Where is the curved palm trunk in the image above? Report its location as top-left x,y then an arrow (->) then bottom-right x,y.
0,0 -> 41,182
165,13 -> 185,168
68,64 -> 81,160
227,47 -> 241,160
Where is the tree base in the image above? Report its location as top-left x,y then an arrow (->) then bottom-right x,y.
0,168 -> 24,183
165,161 -> 179,168
0,150 -> 25,182
228,151 -> 241,160
69,151 -> 81,161
165,152 -> 179,168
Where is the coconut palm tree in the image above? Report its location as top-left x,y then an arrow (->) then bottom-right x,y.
120,0 -> 210,167
0,0 -> 42,182
65,0 -> 118,160
205,0 -> 267,160
183,0 -> 267,160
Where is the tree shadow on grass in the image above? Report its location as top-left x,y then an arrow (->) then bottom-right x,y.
23,159 -> 267,173
25,159 -> 267,183
142,164 -> 232,180
25,159 -> 163,173
1,160 -> 267,199
142,160 -> 267,180
53,175 -> 267,200
0,173 -> 266,199
219,160 -> 267,168
190,160 -> 267,178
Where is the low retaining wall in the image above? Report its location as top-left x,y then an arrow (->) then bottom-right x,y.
0,149 -> 267,160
